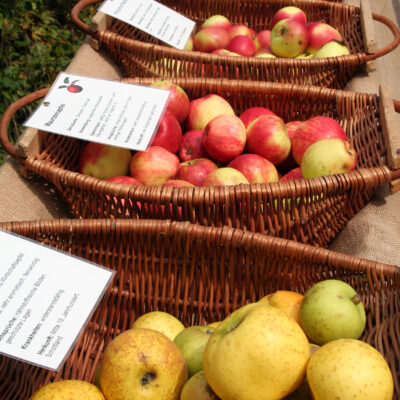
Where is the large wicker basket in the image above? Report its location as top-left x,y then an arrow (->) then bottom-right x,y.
0,218 -> 399,399
71,0 -> 400,89
1,78 -> 400,248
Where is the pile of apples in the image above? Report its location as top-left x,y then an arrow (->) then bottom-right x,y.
30,279 -> 394,400
185,6 -> 350,59
79,80 -> 357,188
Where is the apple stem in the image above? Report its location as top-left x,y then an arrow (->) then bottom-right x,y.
351,293 -> 362,305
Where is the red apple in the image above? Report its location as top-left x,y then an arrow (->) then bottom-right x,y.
270,19 -> 309,58
150,110 -> 182,153
254,30 -> 271,51
306,22 -> 342,55
203,167 -> 249,186
203,115 -> 246,163
276,120 -> 303,172
227,35 -> 257,57
291,116 -> 347,165
150,80 -> 190,124
239,107 -> 277,130
163,179 -> 194,187
105,176 -> 142,185
193,26 -> 230,53
176,158 -> 218,186
228,154 -> 279,183
227,24 -> 254,40
279,167 -> 303,181
129,146 -> 179,185
186,94 -> 235,131
179,130 -> 207,161
270,6 -> 307,29
246,115 -> 291,165
79,142 -> 132,180
201,15 -> 231,31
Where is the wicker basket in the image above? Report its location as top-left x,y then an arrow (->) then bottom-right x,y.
1,78 -> 400,248
0,218 -> 399,399
71,0 -> 400,89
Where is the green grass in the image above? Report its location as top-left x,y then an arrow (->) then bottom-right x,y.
0,0 -> 91,164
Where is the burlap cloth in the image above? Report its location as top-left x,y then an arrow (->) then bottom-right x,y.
1,5 -> 400,266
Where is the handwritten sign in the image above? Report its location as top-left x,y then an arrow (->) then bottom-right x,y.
24,72 -> 171,151
0,230 -> 114,370
99,0 -> 195,49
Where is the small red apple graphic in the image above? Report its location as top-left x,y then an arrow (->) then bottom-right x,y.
59,77 -> 83,93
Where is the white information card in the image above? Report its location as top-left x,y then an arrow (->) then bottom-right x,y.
24,72 -> 171,151
99,0 -> 195,50
0,230 -> 115,370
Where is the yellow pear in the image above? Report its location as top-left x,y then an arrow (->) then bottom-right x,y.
307,338 -> 394,399
203,302 -> 310,400
131,311 -> 185,341
206,321 -> 221,329
100,328 -> 188,400
30,380 -> 104,399
180,370 -> 220,400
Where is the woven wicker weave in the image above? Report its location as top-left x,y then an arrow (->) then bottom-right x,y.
1,78 -> 400,248
0,219 -> 398,399
72,0 -> 400,89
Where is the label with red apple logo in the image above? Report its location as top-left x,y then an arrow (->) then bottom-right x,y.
58,77 -> 83,93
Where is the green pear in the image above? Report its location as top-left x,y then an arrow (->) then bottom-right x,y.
307,339 -> 394,399
180,370 -> 220,400
301,138 -> 357,178
313,40 -> 350,58
174,325 -> 215,377
300,279 -> 366,345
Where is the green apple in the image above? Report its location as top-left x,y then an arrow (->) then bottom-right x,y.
313,40 -> 350,58
131,311 -> 185,341
30,380 -> 105,399
203,303 -> 310,400
301,138 -> 357,179
307,339 -> 394,399
99,328 -> 188,400
300,279 -> 366,345
180,370 -> 220,400
174,325 -> 215,377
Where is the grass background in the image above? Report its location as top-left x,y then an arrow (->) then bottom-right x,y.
0,0 -> 92,164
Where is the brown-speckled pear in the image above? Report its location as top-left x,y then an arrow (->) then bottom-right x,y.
99,328 -> 188,400
29,380 -> 105,399
307,338 -> 394,400
203,302 -> 310,400
180,370 -> 220,400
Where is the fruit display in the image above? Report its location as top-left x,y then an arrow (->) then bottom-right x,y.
28,279 -> 394,400
78,80 -> 357,187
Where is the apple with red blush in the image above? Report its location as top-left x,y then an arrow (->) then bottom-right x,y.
186,94 -> 235,131
291,116 -> 347,165
201,15 -> 231,31
306,22 -> 342,55
227,24 -> 254,40
203,167 -> 249,186
150,80 -> 190,124
254,30 -> 271,51
227,35 -> 256,57
163,179 -> 194,187
246,115 -> 291,165
106,176 -> 142,185
129,146 -> 179,185
270,6 -> 307,29
150,110 -> 182,153
176,158 -> 218,186
203,115 -> 246,163
277,120 -> 303,172
193,27 -> 230,53
239,107 -> 277,131
279,167 -> 303,182
179,130 -> 207,161
212,49 -> 241,56
228,154 -> 279,184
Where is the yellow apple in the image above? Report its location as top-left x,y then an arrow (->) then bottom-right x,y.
307,338 -> 393,399
180,370 -> 220,400
258,290 -> 304,325
203,303 -> 310,400
131,311 -> 185,341
206,321 -> 221,329
99,328 -> 188,399
30,380 -> 104,399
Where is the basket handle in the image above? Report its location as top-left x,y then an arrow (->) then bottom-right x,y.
365,13 -> 400,61
389,99 -> 400,181
71,0 -> 101,38
0,88 -> 49,165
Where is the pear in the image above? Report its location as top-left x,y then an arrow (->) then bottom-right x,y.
30,380 -> 104,399
313,40 -> 350,58
180,370 -> 220,400
307,339 -> 394,399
